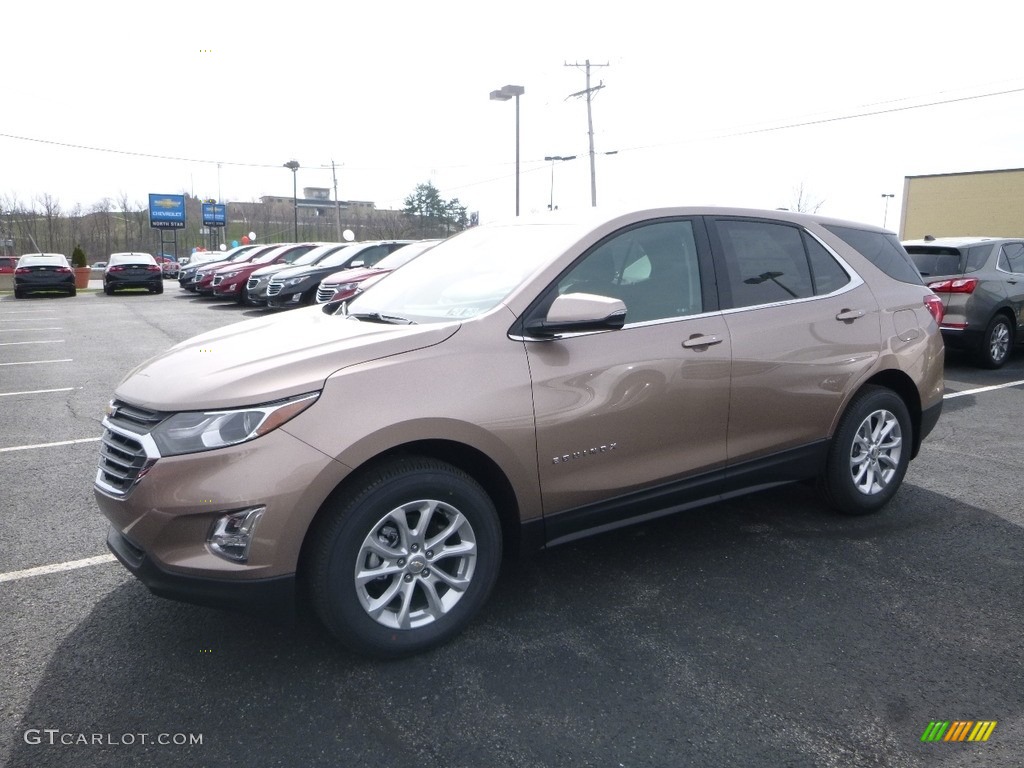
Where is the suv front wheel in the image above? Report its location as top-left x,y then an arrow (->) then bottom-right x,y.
819,386 -> 912,516
309,457 -> 502,659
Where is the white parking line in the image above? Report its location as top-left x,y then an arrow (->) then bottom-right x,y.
0,437 -> 101,453
0,358 -> 72,366
0,339 -> 65,346
0,327 -> 63,332
0,387 -> 75,397
0,554 -> 117,584
944,379 -> 1024,399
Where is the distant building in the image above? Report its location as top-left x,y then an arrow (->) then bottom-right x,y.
259,187 -> 376,217
901,168 -> 1024,239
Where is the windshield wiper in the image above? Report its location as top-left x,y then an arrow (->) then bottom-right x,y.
347,311 -> 416,325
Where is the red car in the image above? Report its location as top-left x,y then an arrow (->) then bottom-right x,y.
210,243 -> 324,304
0,256 -> 17,274
192,245 -> 280,295
315,240 -> 440,304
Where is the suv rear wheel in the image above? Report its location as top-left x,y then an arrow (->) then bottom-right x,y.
309,457 -> 502,658
819,386 -> 912,515
978,314 -> 1013,369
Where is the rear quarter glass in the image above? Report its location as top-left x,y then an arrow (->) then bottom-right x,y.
824,225 -> 923,285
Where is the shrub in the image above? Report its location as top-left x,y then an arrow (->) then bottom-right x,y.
71,245 -> 87,268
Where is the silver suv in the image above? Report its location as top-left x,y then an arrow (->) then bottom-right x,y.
95,207 -> 944,658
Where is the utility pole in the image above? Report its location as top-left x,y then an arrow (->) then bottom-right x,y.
332,160 -> 343,242
565,59 -> 608,207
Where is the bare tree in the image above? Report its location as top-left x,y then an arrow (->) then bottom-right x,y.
790,183 -> 825,214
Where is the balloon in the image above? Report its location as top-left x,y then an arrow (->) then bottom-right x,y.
219,243 -> 227,251
241,236 -> 250,245
248,231 -> 256,241
231,240 -> 239,248
343,229 -> 355,242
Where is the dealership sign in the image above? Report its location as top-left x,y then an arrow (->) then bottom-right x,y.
148,194 -> 186,229
202,203 -> 227,228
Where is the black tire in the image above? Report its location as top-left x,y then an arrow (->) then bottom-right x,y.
237,286 -> 249,305
14,288 -> 24,299
309,457 -> 502,659
818,385 -> 912,516
69,287 -> 76,297
978,314 -> 1013,369
154,284 -> 164,295
104,285 -> 114,296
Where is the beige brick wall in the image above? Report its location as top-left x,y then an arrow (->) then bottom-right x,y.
900,169 -> 1024,239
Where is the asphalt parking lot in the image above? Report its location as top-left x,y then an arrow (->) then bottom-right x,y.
1,287 -> 1022,768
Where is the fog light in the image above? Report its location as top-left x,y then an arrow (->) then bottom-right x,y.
208,507 -> 265,562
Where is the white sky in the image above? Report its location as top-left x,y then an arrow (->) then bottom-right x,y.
3,0 -> 1023,233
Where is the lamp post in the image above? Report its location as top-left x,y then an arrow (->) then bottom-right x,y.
284,160 -> 300,240
489,84 -> 525,216
881,193 -> 894,229
544,155 -> 576,210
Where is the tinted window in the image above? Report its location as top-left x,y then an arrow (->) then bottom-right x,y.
905,246 -> 965,277
825,225 -> 922,285
965,245 -> 992,273
715,220 -> 813,307
555,220 -> 703,323
1000,243 -> 1024,273
803,233 -> 850,295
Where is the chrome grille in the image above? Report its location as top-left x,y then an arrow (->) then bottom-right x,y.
212,275 -> 224,286
247,277 -> 260,291
267,278 -> 283,297
97,429 -> 151,495
316,284 -> 335,303
108,400 -> 164,431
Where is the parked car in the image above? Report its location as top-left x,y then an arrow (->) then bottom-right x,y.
211,243 -> 327,303
316,240 -> 441,304
13,253 -> 75,298
904,236 -> 1024,368
0,256 -> 17,274
178,245 -> 263,291
90,261 -> 108,275
265,240 -> 415,309
192,245 -> 281,295
246,243 -> 353,306
156,254 -> 179,279
94,207 -> 944,659
103,253 -> 163,295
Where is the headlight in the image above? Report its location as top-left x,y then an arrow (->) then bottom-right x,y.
220,270 -> 240,279
285,277 -> 307,287
335,282 -> 358,292
150,392 -> 319,456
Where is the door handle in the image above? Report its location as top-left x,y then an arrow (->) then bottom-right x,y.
835,309 -> 865,322
682,334 -> 723,349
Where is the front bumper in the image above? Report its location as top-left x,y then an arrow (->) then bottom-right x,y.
107,527 -> 297,619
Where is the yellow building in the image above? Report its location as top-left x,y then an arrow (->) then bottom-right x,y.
900,168 -> 1024,240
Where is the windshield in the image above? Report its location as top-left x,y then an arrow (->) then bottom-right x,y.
294,244 -> 350,267
319,245 -> 365,268
373,240 -> 441,271
346,223 -> 587,323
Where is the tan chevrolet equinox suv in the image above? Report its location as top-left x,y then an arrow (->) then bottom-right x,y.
95,207 -> 945,658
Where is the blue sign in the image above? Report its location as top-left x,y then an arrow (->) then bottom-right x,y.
202,203 -> 227,227
149,194 -> 187,229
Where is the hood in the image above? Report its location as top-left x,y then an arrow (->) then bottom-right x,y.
321,266 -> 384,287
115,306 -> 460,411
250,262 -> 294,278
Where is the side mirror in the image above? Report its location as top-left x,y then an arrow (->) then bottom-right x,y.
524,293 -> 627,338
348,260 -> 365,268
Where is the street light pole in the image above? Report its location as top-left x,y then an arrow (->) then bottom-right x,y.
544,155 -> 576,210
881,193 -> 894,229
490,84 -> 525,216
284,160 -> 300,240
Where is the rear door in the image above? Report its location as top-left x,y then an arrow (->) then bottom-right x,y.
707,217 -> 881,470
